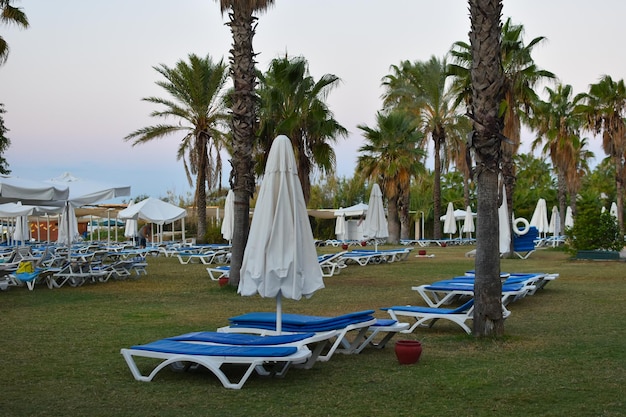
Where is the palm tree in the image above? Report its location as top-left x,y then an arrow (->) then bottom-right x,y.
125,54 -> 229,243
512,153 -> 556,221
468,0 -> 506,337
576,75 -> 626,233
565,136 -> 594,217
530,84 -> 588,232
382,56 -> 465,239
257,55 -> 347,204
216,0 -> 274,285
449,17 -> 555,251
444,116 -> 474,208
0,0 -> 29,66
0,103 -> 11,174
357,110 -> 425,244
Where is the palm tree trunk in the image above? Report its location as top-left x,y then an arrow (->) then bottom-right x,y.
399,188 -> 410,240
469,0 -> 505,337
196,133 -> 208,243
387,195 -> 400,244
433,135 -> 443,240
227,6 -> 257,285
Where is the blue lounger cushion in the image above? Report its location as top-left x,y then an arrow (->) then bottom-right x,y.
131,339 -> 298,357
382,299 -> 474,315
421,281 -> 528,293
167,332 -> 316,345
369,319 -> 400,327
228,310 -> 375,332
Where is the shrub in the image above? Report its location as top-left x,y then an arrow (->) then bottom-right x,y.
567,201 -> 623,252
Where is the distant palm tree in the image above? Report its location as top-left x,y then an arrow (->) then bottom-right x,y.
0,103 -> 11,174
357,110 -> 425,244
216,0 -> 274,285
565,136 -> 593,217
531,84 -> 588,232
257,55 -> 347,204
444,116 -> 473,208
468,0 -> 506,337
125,54 -> 229,243
576,75 -> 626,232
382,56 -> 465,239
0,0 -> 29,66
512,153 -> 556,221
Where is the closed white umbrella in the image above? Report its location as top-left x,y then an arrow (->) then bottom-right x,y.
565,206 -> 574,229
610,202 -> 618,218
443,202 -> 457,238
362,183 -> 388,250
498,184 -> 511,255
238,135 -> 324,333
530,198 -> 550,236
462,206 -> 475,237
548,206 -> 561,236
0,202 -> 34,246
334,213 -> 347,241
221,190 -> 235,243
57,203 -> 79,246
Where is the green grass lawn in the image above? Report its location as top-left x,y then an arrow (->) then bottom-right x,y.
1,245 -> 624,417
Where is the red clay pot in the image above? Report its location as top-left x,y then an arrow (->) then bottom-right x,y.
395,340 -> 422,365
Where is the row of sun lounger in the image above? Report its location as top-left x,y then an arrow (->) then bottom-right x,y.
121,310 -> 409,389
382,270 -> 559,335
205,247 -> 414,281
0,244 -> 149,291
123,269 -> 556,390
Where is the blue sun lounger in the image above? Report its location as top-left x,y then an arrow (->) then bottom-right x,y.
167,331 -> 316,346
412,274 -> 541,308
120,337 -> 312,389
219,310 -> 404,366
226,310 -> 376,332
382,298 -> 511,335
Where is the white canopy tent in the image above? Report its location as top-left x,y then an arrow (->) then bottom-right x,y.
333,203 -> 368,241
334,203 -> 368,218
46,172 -> 131,246
118,197 -> 187,244
0,175 -> 69,204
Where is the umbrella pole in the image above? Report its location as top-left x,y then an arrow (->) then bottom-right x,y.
276,293 -> 282,334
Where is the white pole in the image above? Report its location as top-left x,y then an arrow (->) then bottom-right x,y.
107,209 -> 111,246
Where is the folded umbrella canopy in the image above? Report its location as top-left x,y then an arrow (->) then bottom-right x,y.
238,135 -> 324,333
221,190 -> 235,243
548,206 -> 561,236
530,198 -> 549,237
462,205 -> 475,238
498,184 -> 511,255
443,202 -> 457,238
362,183 -> 388,250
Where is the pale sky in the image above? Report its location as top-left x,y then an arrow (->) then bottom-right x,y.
1,0 -> 624,201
